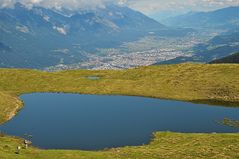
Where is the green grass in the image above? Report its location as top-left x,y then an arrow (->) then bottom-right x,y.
220,118 -> 239,128
0,93 -> 22,124
0,132 -> 238,159
0,63 -> 239,158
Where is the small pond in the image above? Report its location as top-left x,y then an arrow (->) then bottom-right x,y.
85,76 -> 100,80
0,93 -> 238,150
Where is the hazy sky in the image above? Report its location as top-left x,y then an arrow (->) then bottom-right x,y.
126,0 -> 239,14
1,0 -> 239,14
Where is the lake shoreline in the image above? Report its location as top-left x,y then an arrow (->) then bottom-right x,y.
2,91 -> 239,126
1,93 -> 238,150
0,64 -> 239,158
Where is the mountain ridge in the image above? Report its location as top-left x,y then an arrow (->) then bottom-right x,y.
210,52 -> 239,64
0,2 -> 166,69
163,6 -> 239,30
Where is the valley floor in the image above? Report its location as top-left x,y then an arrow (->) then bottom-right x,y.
0,63 -> 238,158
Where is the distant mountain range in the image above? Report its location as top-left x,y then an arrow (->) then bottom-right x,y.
163,6 -> 239,30
155,28 -> 239,65
0,2 -> 168,68
193,30 -> 239,61
210,52 -> 239,64
1,3 -> 239,69
154,7 -> 239,65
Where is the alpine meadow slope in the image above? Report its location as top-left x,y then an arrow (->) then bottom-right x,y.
0,64 -> 239,124
0,64 -> 239,158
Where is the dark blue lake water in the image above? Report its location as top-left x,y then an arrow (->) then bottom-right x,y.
0,93 -> 238,150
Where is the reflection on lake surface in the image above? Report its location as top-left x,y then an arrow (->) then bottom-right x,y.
0,93 -> 238,150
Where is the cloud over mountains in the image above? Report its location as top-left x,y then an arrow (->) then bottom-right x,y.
1,0 -> 239,13
0,0 -> 126,10
126,0 -> 239,14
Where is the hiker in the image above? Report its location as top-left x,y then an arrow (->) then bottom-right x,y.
16,146 -> 21,154
24,140 -> 32,149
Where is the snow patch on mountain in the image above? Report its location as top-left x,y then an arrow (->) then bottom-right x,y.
53,26 -> 67,35
16,25 -> 29,33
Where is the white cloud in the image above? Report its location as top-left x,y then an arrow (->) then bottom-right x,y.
0,0 -> 126,10
1,0 -> 239,14
124,0 -> 239,14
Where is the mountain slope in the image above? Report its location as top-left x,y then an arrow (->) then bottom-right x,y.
0,3 -> 166,69
155,29 -> 239,65
210,52 -> 239,64
163,6 -> 239,29
193,30 -> 239,61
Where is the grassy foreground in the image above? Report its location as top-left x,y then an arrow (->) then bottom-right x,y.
0,132 -> 239,159
0,63 -> 239,158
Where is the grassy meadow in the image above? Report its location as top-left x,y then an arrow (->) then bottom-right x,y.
0,132 -> 239,159
0,63 -> 238,158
